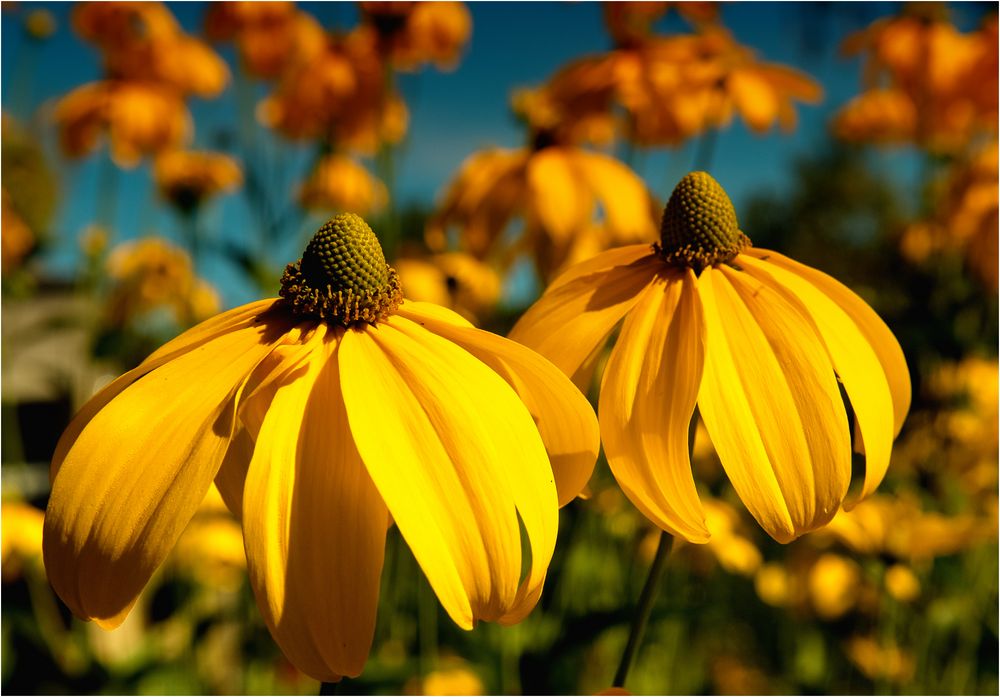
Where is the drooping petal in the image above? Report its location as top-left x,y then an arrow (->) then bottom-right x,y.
697,266 -> 851,542
50,299 -> 280,479
573,150 -> 656,242
740,255 -> 895,502
339,318 -> 557,629
43,316 -> 285,627
526,148 -> 592,243
242,325 -> 389,682
509,250 -> 659,390
397,301 -> 600,506
748,249 -> 910,435
600,269 -> 710,542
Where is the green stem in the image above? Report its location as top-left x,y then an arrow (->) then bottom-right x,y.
612,531 -> 674,688
692,127 -> 718,172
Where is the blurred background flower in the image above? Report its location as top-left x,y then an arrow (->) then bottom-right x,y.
1,1 -> 996,694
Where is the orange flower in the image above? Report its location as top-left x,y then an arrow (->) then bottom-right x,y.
53,81 -> 191,168
298,155 -> 388,215
838,9 -> 997,152
154,150 -> 243,213
205,3 -> 326,80
73,2 -> 229,98
429,144 -> 656,280
258,29 -> 405,154
360,1 -> 472,71
544,27 -> 822,147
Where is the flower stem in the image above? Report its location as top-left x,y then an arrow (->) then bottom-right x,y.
612,531 -> 674,689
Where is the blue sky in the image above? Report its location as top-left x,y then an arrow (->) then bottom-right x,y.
1,2 -> 992,305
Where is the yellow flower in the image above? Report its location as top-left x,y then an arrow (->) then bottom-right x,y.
2,501 -> 45,581
603,2 -> 718,47
170,486 -> 247,592
511,172 -> 910,543
702,498 -> 762,577
807,553 -> 860,620
394,252 -> 501,322
430,144 -> 656,280
257,29 -> 406,154
1,190 -> 34,273
825,494 -> 986,562
105,237 -> 219,326
154,150 -> 243,213
543,27 -> 822,147
53,81 -> 191,168
359,1 -> 472,71
754,562 -> 791,607
838,9 -> 997,152
24,9 -> 57,40
205,3 -> 326,80
884,563 -> 920,603
405,659 -> 485,695
44,213 -> 598,681
298,155 -> 388,215
844,636 -> 915,684
73,2 -> 229,98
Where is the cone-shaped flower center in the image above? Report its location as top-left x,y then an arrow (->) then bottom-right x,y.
656,171 -> 751,272
279,213 -> 403,326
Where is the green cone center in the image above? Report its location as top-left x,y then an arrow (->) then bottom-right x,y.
279,213 -> 403,326
656,171 -> 750,271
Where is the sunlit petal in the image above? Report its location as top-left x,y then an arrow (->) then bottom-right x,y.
600,269 -> 710,542
741,254 -> 895,502
243,326 -> 389,681
749,249 -> 910,435
398,300 -> 600,506
43,319 -> 282,627
340,319 -> 557,629
509,251 -> 658,389
697,265 -> 850,542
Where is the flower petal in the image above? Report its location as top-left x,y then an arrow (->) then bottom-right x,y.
748,250 -> 910,435
526,148 -> 591,243
43,316 -> 284,627
697,266 -> 851,542
573,151 -> 656,242
242,326 -> 389,681
397,301 -> 600,507
600,269 -> 710,542
339,318 -> 557,629
740,255 -> 895,502
50,299 -> 280,479
509,250 -> 658,390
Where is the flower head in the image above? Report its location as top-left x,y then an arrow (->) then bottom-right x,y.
298,154 -> 388,215
511,172 -> 910,543
154,150 -> 243,214
53,81 -> 191,168
44,213 -> 598,681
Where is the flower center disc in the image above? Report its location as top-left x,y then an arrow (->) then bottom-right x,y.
279,213 -> 403,326
656,171 -> 751,271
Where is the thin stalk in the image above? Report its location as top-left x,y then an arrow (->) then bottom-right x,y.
692,127 -> 718,172
612,531 -> 674,688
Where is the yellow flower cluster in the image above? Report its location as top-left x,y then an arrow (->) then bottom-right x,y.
104,237 -> 221,328
205,2 -> 326,80
358,1 -> 472,72
834,9 -> 997,153
56,2 -> 229,167
900,141 -> 998,290
535,13 -> 822,147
